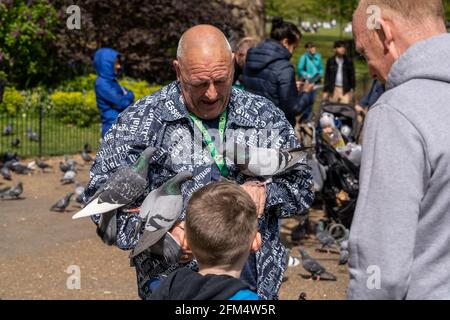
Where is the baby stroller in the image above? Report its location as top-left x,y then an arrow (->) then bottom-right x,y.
296,102 -> 362,240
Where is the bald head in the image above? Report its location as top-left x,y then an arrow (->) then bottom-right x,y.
177,25 -> 232,62
173,25 -> 234,121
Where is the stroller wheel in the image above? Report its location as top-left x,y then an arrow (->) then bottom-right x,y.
328,223 -> 347,242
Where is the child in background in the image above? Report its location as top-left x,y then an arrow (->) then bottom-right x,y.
320,112 -> 346,149
149,181 -> 262,300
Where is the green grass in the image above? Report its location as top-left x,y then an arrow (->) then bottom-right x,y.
0,113 -> 100,158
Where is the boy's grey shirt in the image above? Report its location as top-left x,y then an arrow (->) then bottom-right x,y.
348,33 -> 450,300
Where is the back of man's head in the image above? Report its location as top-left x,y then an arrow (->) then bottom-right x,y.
186,181 -> 258,268
358,0 -> 444,25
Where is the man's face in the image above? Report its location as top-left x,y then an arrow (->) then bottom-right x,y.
175,55 -> 233,120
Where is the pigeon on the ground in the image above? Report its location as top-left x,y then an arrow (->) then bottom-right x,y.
59,161 -> 70,173
35,158 -> 52,172
299,249 -> 337,281
61,170 -> 76,185
2,124 -> 13,136
129,171 -> 193,259
11,138 -> 20,148
27,128 -> 39,142
74,182 -> 85,204
225,144 -> 311,179
339,240 -> 349,265
51,193 -> 73,212
27,161 -> 36,171
0,182 -> 23,199
10,162 -> 31,175
298,292 -> 307,300
72,146 -> 158,220
315,220 -> 339,252
83,143 -> 93,154
64,156 -> 78,170
291,215 -> 311,242
1,166 -> 12,180
81,150 -> 94,163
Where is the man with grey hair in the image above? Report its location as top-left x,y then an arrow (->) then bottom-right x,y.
349,0 -> 450,299
83,25 -> 314,300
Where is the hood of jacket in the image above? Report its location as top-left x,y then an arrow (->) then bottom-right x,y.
93,48 -> 119,81
245,39 -> 292,72
387,33 -> 450,90
149,268 -> 249,300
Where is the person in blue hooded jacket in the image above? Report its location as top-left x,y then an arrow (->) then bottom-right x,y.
93,48 -> 135,137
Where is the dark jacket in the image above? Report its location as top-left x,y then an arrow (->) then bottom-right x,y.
83,82 -> 314,300
359,79 -> 385,109
93,48 -> 135,137
149,268 -> 259,300
324,55 -> 356,95
242,39 -> 310,126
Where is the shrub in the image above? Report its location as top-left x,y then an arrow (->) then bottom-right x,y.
50,90 -> 99,127
1,87 -> 26,115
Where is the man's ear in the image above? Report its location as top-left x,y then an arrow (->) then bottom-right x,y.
173,60 -> 181,81
376,18 -> 400,59
251,232 -> 262,252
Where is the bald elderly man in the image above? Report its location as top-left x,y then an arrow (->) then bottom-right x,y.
83,25 -> 314,300
349,0 -> 450,299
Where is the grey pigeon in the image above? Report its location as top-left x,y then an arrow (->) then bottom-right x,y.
11,138 -> 20,148
72,146 -> 158,219
225,144 -> 311,179
27,128 -> 39,142
81,150 -> 94,163
1,166 -> 12,180
74,182 -> 85,204
61,170 -> 76,185
130,171 -> 193,259
35,158 -> 52,172
299,249 -> 337,281
59,161 -> 70,173
51,193 -> 73,212
339,240 -> 349,265
64,156 -> 78,170
0,182 -> 23,199
83,143 -> 93,154
316,220 -> 338,252
10,162 -> 31,175
2,123 -> 13,136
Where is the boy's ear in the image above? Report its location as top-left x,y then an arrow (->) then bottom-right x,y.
251,232 -> 262,252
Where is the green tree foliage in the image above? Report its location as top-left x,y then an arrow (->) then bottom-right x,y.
0,0 -> 58,89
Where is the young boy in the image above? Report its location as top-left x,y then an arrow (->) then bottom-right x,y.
149,181 -> 262,300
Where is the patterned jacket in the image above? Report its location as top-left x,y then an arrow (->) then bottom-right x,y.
83,81 -> 314,300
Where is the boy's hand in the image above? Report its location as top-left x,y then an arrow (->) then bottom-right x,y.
241,181 -> 267,218
169,221 -> 193,263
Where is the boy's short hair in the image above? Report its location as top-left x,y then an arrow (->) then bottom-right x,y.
305,42 -> 315,49
186,181 -> 258,267
334,40 -> 346,49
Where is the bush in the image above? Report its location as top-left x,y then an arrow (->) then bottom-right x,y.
50,90 -> 99,127
1,87 -> 26,114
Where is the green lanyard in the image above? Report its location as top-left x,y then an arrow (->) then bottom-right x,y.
189,110 -> 229,177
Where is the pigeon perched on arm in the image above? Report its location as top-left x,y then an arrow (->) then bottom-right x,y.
129,171 -> 193,261
225,143 -> 311,179
51,193 -> 73,212
72,146 -> 158,219
299,249 -> 337,281
0,182 -> 23,199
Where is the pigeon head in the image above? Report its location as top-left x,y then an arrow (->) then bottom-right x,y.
299,249 -> 310,260
132,147 -> 158,176
164,171 -> 193,195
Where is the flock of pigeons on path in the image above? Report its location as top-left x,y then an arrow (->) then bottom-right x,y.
0,141 -> 350,296
0,143 -> 94,213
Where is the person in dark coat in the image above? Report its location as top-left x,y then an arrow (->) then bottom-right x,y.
243,17 -> 313,127
93,48 -> 135,138
323,41 -> 356,104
